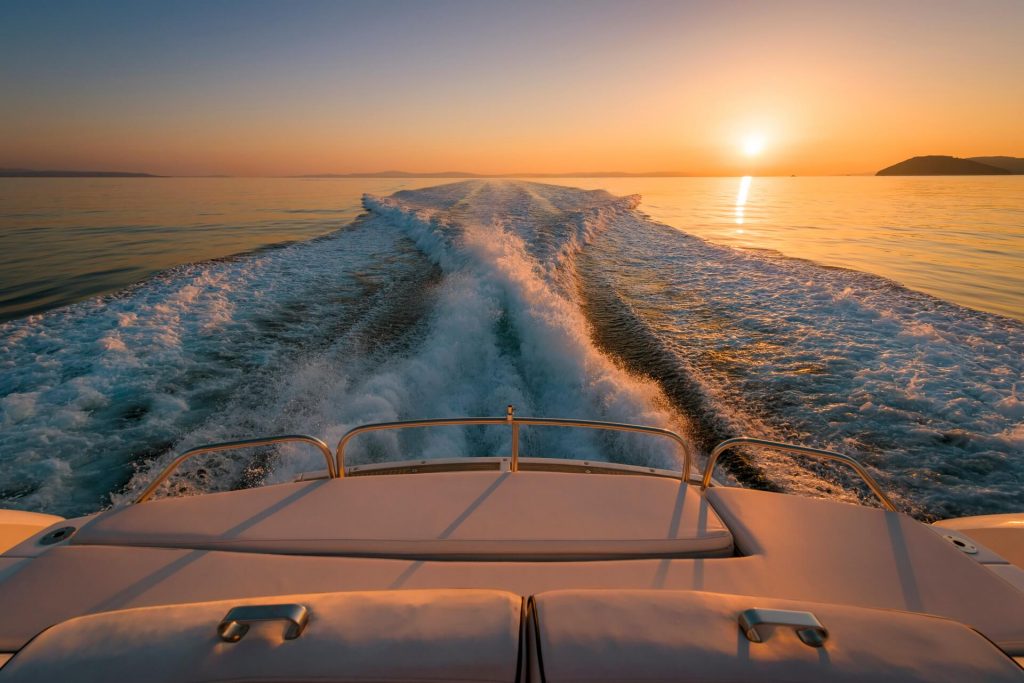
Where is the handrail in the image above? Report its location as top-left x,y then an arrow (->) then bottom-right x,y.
134,435 -> 336,503
700,437 -> 897,512
335,405 -> 694,481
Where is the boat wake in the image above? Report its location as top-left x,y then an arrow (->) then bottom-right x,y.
1,181 -> 1021,518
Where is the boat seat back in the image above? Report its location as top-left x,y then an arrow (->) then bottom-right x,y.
0,589 -> 525,683
529,589 -> 1024,682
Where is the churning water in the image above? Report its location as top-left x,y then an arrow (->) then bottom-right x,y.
1,178 -> 1021,519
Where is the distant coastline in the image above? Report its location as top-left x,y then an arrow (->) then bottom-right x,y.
5,162 -> 1024,179
291,170 -> 694,179
876,155 -> 1023,176
0,167 -> 695,179
0,168 -> 161,178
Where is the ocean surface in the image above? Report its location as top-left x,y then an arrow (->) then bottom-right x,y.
0,177 -> 1021,519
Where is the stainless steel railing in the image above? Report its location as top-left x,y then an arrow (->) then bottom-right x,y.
134,435 -> 336,503
133,412 -> 896,514
133,409 -> 693,503
335,405 -> 694,480
700,437 -> 897,511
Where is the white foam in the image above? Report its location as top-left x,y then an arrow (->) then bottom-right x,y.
3,180 -> 1019,520
109,182 -> 688,504
1,219 -> 423,514
587,208 -> 1024,518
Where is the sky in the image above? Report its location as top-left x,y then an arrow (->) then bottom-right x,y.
2,0 -> 1023,177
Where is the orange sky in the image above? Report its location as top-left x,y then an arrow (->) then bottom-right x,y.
2,1 -> 1022,176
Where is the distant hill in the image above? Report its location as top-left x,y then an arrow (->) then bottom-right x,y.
876,156 -> 1011,176
0,168 -> 160,178
969,156 -> 1024,174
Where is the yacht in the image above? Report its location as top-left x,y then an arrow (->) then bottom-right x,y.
0,406 -> 1021,681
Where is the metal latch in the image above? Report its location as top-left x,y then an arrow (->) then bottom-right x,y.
218,604 -> 309,642
739,608 -> 829,648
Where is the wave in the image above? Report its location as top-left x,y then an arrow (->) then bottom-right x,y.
1,180 -> 1020,519
0,217 -> 437,514
582,209 -> 1024,518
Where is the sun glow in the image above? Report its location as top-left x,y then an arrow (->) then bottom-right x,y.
742,134 -> 766,157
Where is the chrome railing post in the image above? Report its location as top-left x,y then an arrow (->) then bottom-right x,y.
507,404 -> 520,472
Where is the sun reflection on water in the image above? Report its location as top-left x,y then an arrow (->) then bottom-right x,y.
735,175 -> 752,226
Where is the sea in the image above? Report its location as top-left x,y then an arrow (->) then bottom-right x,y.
1,176 -> 1021,519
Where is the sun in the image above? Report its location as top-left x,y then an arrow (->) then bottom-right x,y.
742,134 -> 766,157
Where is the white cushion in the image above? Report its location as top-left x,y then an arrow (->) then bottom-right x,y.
706,487 -> 1024,652
74,472 -> 732,559
531,589 -> 1024,682
0,589 -> 523,683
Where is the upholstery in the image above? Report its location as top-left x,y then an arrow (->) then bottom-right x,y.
71,472 -> 733,560
0,485 -> 1021,658
0,589 -> 523,682
705,487 -> 1024,653
531,589 -> 1024,682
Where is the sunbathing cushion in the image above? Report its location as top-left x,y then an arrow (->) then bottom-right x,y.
72,471 -> 732,559
705,486 -> 1024,652
0,589 -> 524,683
531,589 -> 1024,682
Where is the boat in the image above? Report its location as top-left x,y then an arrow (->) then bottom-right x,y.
0,405 -> 1021,681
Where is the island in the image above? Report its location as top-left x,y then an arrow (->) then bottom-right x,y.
876,155 -> 1016,176
970,156 -> 1024,174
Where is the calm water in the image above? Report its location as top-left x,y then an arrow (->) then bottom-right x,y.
1,178 -> 1021,519
0,177 -> 442,321
567,176 -> 1024,322
1,176 -> 1022,322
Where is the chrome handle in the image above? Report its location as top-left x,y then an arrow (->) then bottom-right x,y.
739,608 -> 828,648
218,604 -> 309,642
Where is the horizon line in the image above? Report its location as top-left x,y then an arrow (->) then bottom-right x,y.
1,168 -> 878,179
7,154 -> 1021,179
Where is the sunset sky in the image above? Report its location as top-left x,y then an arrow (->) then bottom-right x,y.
2,0 -> 1022,177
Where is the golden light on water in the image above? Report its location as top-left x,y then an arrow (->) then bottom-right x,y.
735,175 -> 752,226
